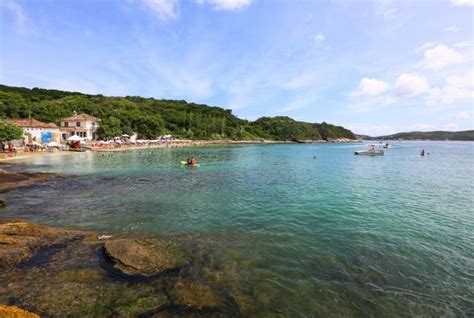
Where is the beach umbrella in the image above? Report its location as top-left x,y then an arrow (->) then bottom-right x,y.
46,141 -> 59,147
121,134 -> 130,138
30,141 -> 42,146
67,135 -> 82,141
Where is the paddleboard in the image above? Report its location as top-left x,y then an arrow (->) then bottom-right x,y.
180,161 -> 200,167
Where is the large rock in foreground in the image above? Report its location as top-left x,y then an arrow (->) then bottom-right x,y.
0,220 -> 88,267
0,305 -> 40,318
104,238 -> 188,276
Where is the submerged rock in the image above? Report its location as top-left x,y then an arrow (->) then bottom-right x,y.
0,220 -> 88,267
104,238 -> 188,276
0,169 -> 59,192
172,281 -> 221,310
0,304 -> 40,318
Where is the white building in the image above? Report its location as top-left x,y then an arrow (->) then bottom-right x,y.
7,119 -> 61,144
60,113 -> 101,141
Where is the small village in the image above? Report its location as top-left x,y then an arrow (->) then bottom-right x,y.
1,112 -> 190,158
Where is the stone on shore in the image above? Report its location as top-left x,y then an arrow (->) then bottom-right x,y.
104,238 -> 188,276
0,305 -> 40,318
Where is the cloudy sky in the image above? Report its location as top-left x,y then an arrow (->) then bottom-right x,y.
1,0 -> 473,135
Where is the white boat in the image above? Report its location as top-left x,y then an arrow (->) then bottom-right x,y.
355,145 -> 384,156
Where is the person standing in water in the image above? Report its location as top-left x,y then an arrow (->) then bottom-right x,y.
421,149 -> 425,156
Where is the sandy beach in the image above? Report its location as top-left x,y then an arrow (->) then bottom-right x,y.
0,138 -> 357,161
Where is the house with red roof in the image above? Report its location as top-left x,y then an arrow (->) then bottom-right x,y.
60,112 -> 101,141
7,119 -> 61,144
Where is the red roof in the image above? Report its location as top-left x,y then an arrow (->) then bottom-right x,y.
7,119 -> 59,129
61,114 -> 101,122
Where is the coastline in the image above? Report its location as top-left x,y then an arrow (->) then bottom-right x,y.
0,138 -> 358,160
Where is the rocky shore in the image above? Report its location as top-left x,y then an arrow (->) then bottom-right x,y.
0,220 -> 254,317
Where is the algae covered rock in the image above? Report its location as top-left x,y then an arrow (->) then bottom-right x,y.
0,220 -> 86,266
0,169 -> 59,192
0,304 -> 40,318
172,281 -> 221,310
104,238 -> 188,276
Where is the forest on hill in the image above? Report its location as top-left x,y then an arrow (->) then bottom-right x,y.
0,84 -> 355,141
371,130 -> 474,141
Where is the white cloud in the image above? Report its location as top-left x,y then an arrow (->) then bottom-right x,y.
283,72 -> 317,90
420,44 -> 466,70
351,77 -> 389,96
444,26 -> 459,32
454,41 -> 471,48
314,33 -> 325,42
444,123 -> 460,131
205,0 -> 253,11
450,0 -> 474,6
138,0 -> 179,21
0,0 -> 29,32
393,73 -> 430,98
416,42 -> 435,52
458,111 -> 472,119
408,123 -> 436,131
439,74 -> 474,103
346,123 -> 396,136
276,95 -> 316,113
374,0 -> 398,18
424,73 -> 474,104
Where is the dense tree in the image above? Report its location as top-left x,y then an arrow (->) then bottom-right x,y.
0,120 -> 23,142
97,117 -> 122,138
0,84 -> 356,140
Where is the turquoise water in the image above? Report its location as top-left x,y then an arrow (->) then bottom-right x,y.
2,142 -> 474,316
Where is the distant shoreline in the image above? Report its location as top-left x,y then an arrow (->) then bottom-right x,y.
0,138 -> 358,160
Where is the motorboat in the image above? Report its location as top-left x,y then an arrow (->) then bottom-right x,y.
355,145 -> 384,156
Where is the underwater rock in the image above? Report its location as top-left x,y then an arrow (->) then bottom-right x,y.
253,282 -> 279,307
0,169 -> 59,192
171,281 -> 221,310
114,294 -> 169,317
0,220 -> 88,267
0,304 -> 40,318
104,238 -> 188,276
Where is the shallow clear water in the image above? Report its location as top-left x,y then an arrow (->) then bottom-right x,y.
2,142 -> 474,317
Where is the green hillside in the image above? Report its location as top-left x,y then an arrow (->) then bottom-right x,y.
0,84 -> 355,141
370,131 -> 474,141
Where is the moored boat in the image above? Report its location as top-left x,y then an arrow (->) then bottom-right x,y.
355,145 -> 384,156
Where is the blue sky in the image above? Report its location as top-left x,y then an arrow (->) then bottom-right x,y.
1,0 -> 473,135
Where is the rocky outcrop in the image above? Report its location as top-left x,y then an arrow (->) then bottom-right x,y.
0,220 -> 89,267
0,220 -> 247,317
0,305 -> 40,318
104,238 -> 188,276
0,169 -> 59,192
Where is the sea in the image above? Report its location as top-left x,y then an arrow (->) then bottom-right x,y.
2,141 -> 473,317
